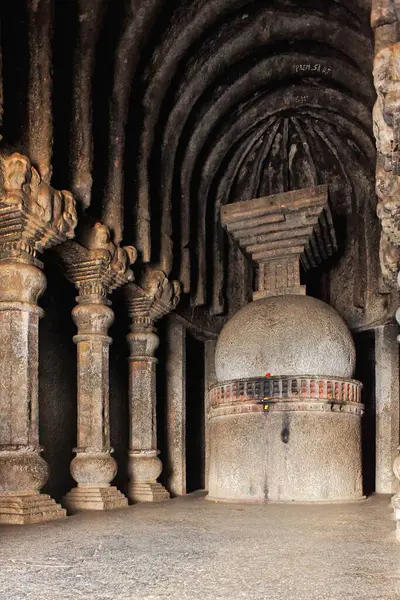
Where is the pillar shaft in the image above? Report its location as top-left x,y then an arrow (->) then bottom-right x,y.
74,305 -> 113,452
165,317 -> 186,497
204,339 -> 217,492
371,0 -> 400,540
375,324 -> 400,494
128,343 -> 158,452
0,263 -> 66,523
127,325 -> 169,502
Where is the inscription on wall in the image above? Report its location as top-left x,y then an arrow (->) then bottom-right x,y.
294,64 -> 332,75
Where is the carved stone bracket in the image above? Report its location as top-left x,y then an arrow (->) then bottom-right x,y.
0,152 -> 77,524
58,223 -> 136,512
126,266 -> 181,331
59,222 -> 137,303
125,267 -> 180,502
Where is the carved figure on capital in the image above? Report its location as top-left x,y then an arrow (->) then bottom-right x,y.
59,222 -> 136,302
127,266 -> 181,329
0,152 -> 77,263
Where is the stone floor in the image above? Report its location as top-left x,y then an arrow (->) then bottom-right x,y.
0,493 -> 399,600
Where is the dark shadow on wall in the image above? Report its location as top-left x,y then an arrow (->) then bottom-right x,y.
354,329 -> 376,497
39,252 -> 77,502
157,323 -> 206,494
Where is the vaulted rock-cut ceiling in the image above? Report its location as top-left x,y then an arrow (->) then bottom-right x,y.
0,0 -> 394,330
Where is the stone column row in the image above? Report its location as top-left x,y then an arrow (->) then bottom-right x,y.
0,151 -> 181,524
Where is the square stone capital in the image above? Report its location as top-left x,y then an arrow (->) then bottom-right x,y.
0,153 -> 78,265
221,186 -> 336,299
125,267 -> 181,327
58,223 -> 137,302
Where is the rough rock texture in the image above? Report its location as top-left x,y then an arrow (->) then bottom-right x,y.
209,412 -> 363,503
208,376 -> 363,503
375,324 -> 400,494
165,316 -> 186,497
215,295 -> 356,382
0,495 -> 399,600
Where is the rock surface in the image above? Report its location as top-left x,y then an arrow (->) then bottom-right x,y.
215,295 -> 356,382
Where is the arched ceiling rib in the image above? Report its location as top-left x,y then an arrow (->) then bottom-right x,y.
0,0 -> 377,321
128,0 -> 375,312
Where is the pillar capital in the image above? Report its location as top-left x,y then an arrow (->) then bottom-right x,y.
58,222 -> 136,305
125,267 -> 180,331
0,152 -> 77,267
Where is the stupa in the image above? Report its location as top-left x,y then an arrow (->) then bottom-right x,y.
208,186 -> 364,503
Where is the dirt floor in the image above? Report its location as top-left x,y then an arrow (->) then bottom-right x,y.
0,493 -> 399,600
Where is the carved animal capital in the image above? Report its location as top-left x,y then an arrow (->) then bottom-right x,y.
58,222 -> 137,303
125,266 -> 181,329
0,152 -> 78,265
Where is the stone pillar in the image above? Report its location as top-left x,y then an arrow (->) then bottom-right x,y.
204,339 -> 217,492
165,316 -> 186,497
0,152 -> 77,523
125,268 -> 180,502
375,325 -> 400,494
58,223 -> 137,512
371,0 -> 400,536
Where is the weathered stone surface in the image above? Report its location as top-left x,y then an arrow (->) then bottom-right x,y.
208,376 -> 363,503
375,324 -> 400,494
59,223 -> 135,512
165,316 -> 186,497
372,0 -> 400,539
220,185 -> 336,300
215,295 -> 356,382
0,495 -> 398,600
0,152 -> 77,524
125,267 -> 180,502
204,339 -> 217,492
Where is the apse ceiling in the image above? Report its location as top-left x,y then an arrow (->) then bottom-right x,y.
0,0 -> 376,317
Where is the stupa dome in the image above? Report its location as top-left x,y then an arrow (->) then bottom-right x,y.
215,295 -> 355,382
